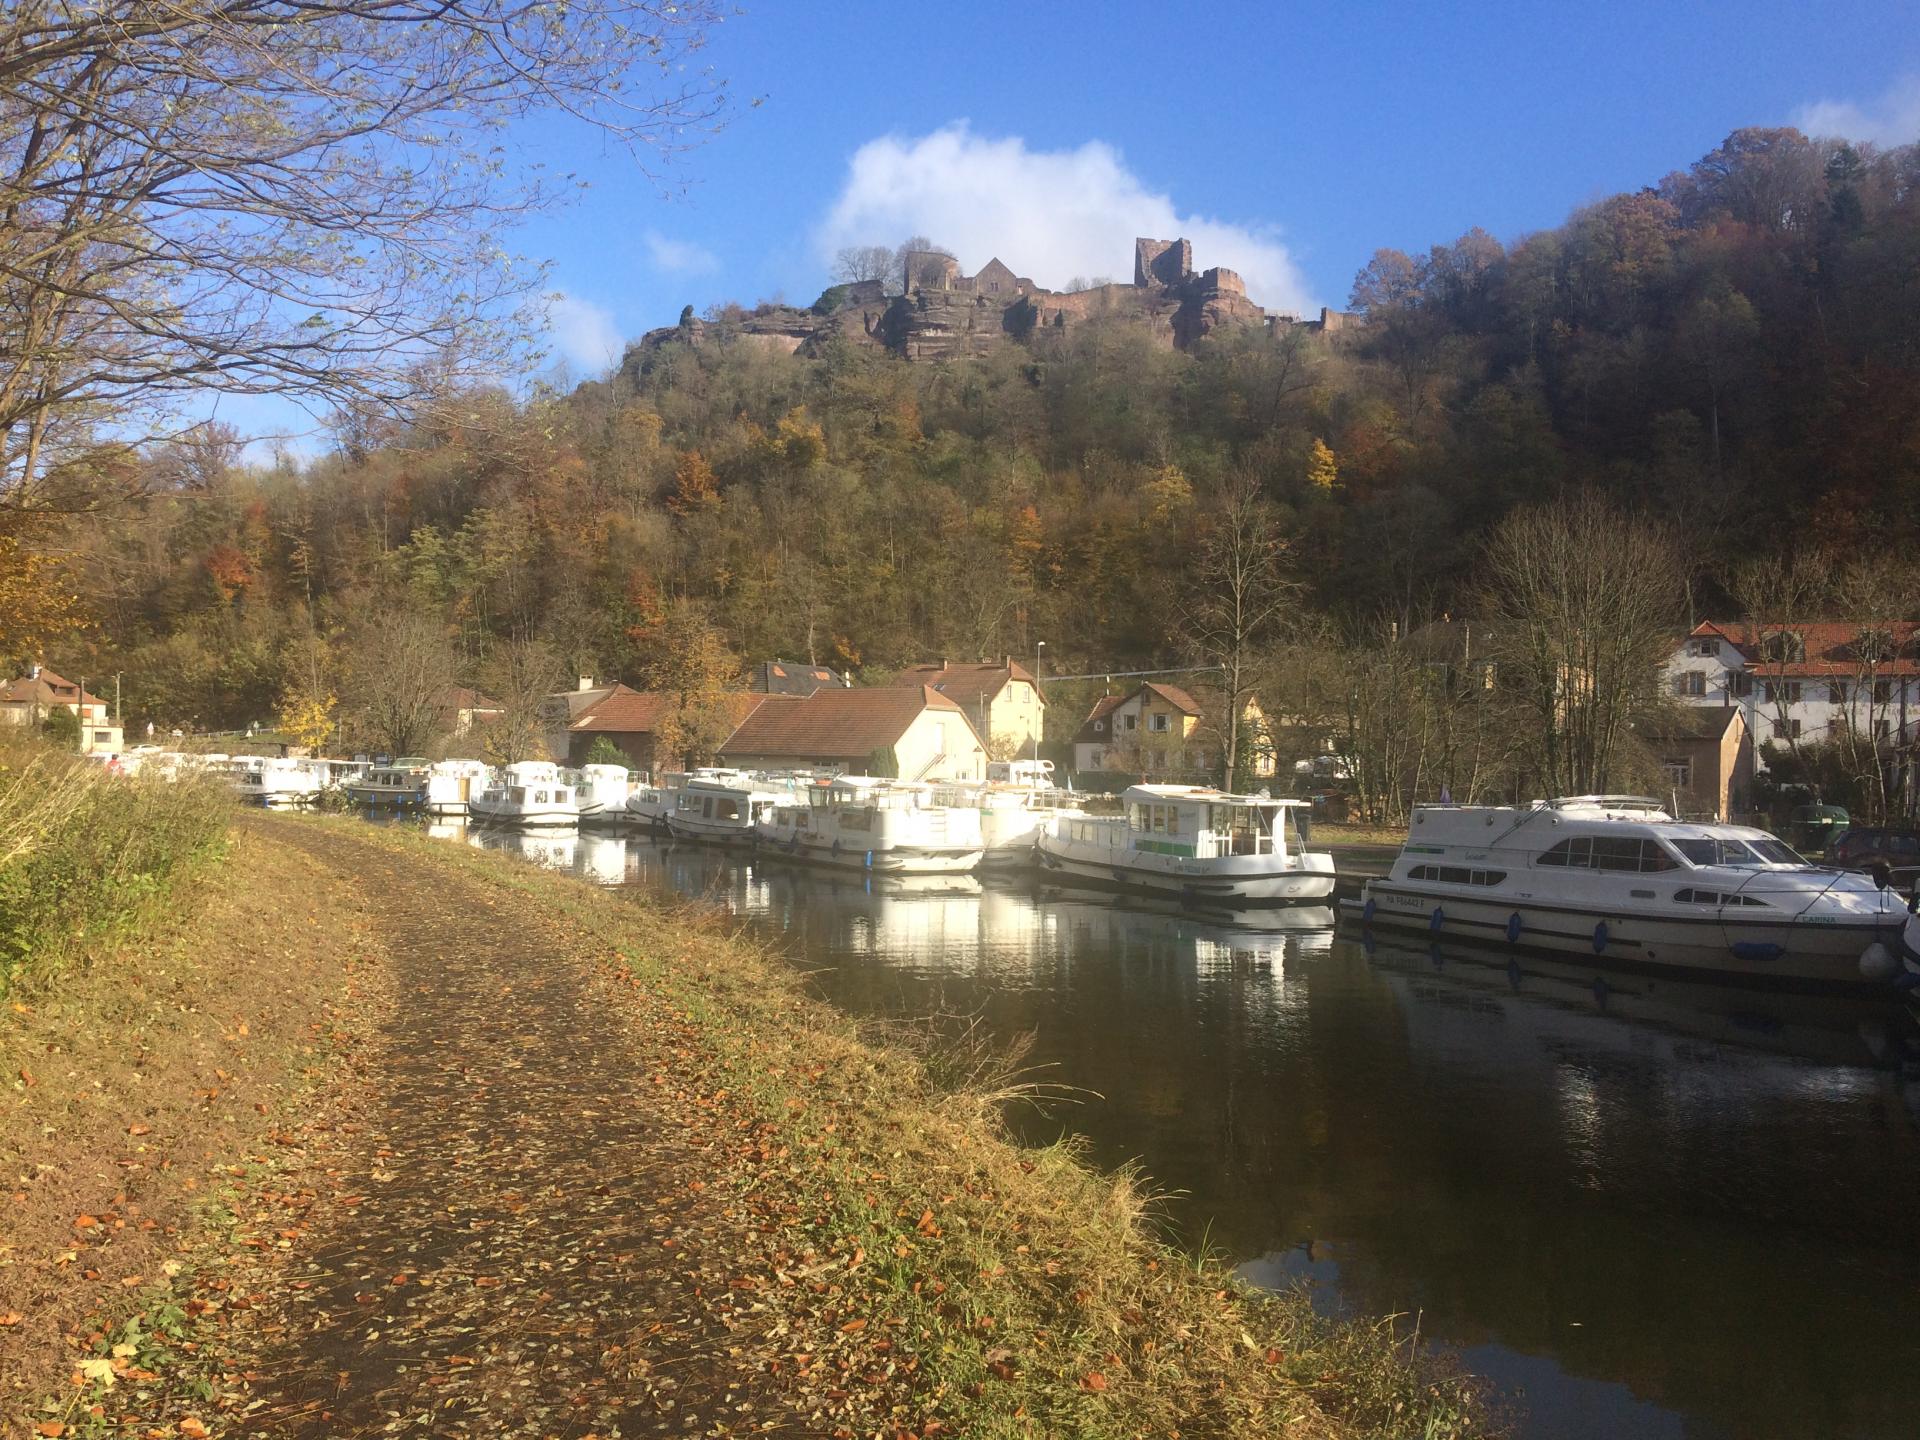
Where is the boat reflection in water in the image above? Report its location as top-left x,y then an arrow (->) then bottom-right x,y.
356,819 -> 1920,1440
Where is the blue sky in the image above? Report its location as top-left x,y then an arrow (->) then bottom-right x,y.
231,0 -> 1920,440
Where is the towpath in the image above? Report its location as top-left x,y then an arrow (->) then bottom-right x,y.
225,820 -> 788,1437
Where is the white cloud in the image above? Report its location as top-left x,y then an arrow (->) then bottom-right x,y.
644,231 -> 721,276
545,290 -> 624,373
816,123 -> 1316,315
1793,74 -> 1920,146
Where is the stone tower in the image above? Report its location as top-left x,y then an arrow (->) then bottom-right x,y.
1133,237 -> 1193,288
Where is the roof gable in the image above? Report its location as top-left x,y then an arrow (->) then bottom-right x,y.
720,686 -> 974,759
889,660 -> 1042,711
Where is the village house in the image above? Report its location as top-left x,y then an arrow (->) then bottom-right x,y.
1070,682 -> 1276,782
0,665 -> 123,754
719,686 -> 986,782
1636,705 -> 1753,821
890,658 -> 1044,756
564,684 -> 776,773
439,686 -> 504,738
1664,621 -> 1920,765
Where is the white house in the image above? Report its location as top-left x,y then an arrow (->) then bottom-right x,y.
0,665 -> 124,754
1664,620 -> 1920,765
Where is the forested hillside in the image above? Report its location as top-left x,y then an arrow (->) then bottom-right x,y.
16,127 -> 1920,759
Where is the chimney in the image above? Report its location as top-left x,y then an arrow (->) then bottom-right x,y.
1003,654 -> 1012,669
577,676 -> 594,691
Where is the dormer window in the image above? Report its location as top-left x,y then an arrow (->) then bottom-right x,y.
1688,638 -> 1718,657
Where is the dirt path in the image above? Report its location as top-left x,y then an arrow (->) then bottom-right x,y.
241,821 -> 783,1437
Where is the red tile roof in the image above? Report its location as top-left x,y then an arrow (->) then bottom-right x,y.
721,686 -> 974,759
890,660 -> 1042,712
1688,620 -> 1920,678
1140,681 -> 1203,715
572,687 -> 771,735
1,668 -> 104,708
440,686 -> 503,713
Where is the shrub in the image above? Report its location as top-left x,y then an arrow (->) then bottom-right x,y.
0,735 -> 232,996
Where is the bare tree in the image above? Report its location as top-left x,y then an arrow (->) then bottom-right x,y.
0,1 -> 730,507
1728,549 -> 1828,777
832,246 -> 895,287
476,637 -> 565,765
1483,492 -> 1683,796
1181,466 -> 1297,788
340,608 -> 458,757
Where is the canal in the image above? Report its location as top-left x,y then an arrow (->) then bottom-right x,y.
434,820 -> 1920,1439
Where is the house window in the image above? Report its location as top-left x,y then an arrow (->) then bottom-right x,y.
1831,681 -> 1851,704
1149,713 -> 1171,733
1688,638 -> 1718,657
1874,679 -> 1893,704
1763,681 -> 1802,705
1094,719 -> 1105,732
1662,759 -> 1693,790
1777,718 -> 1802,740
1124,714 -> 1138,731
1731,671 -> 1753,698
1677,672 -> 1706,698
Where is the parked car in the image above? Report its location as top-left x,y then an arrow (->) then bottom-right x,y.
1787,803 -> 1849,855
1826,826 -> 1920,881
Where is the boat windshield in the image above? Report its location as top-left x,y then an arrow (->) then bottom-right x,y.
1670,835 -> 1806,867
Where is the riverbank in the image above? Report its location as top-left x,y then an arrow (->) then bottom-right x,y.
4,813 -> 1492,1438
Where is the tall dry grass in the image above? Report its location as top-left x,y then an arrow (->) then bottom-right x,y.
0,734 -> 232,996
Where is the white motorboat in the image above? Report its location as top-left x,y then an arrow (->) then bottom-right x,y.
933,779 -> 1087,866
624,776 -> 676,832
1354,796 -> 1909,992
1035,784 -> 1335,903
424,759 -> 494,816
232,756 -> 324,807
343,760 -> 428,811
569,763 -> 634,826
469,760 -> 579,828
663,771 -> 797,845
756,776 -> 986,875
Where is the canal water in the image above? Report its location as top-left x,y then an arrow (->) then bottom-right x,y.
429,820 -> 1920,1440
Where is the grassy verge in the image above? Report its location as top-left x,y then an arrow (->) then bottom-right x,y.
317,819 -> 1494,1438
0,736 -> 231,999
0,827 -> 389,1431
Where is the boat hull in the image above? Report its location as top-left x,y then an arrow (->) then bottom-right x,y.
469,801 -> 578,828
344,785 -> 425,811
755,832 -> 983,875
663,815 -> 759,845
1034,835 -> 1336,903
1352,881 -> 1903,993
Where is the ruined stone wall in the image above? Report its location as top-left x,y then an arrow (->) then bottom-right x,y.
1133,237 -> 1192,288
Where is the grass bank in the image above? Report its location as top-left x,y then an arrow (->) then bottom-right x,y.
312,819 -> 1496,1438
0,737 -> 230,998
0,824 -> 386,1427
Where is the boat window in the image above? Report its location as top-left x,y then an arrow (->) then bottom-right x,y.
702,797 -> 714,819
1166,806 -> 1180,836
1671,836 -> 1763,867
1592,837 -> 1644,872
1537,837 -> 1590,867
1747,837 -> 1805,865
1410,864 -> 1507,886
716,798 -> 740,821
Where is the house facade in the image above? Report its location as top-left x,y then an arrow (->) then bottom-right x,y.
1664,621 -> 1920,764
891,658 -> 1045,757
1,666 -> 123,754
720,686 -> 986,781
1069,682 -> 1276,782
1636,705 -> 1753,820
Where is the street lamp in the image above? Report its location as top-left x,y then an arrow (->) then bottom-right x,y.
1032,641 -> 1046,773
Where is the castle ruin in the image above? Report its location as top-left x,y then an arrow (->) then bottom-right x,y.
630,237 -> 1360,369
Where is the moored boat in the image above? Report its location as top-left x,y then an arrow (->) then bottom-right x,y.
932,778 -> 1086,866
1353,796 -> 1909,992
569,763 -> 634,826
344,760 -> 428,810
1035,783 -> 1335,903
232,755 -> 324,807
756,776 -> 986,874
469,760 -> 579,828
424,759 -> 494,816
663,771 -> 796,845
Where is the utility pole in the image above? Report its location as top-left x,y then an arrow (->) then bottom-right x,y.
1032,641 -> 1046,771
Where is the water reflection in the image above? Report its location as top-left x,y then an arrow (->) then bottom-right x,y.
409,823 -> 1920,1439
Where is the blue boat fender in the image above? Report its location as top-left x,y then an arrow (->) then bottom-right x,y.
1591,921 -> 1610,954
1428,905 -> 1445,933
1506,912 -> 1524,944
1361,897 -> 1376,924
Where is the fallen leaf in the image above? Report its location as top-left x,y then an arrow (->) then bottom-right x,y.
178,1418 -> 209,1439
0,1311 -> 22,1327
1080,1371 -> 1108,1392
35,1422 -> 64,1438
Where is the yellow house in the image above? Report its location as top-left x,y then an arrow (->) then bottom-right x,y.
891,659 -> 1045,757
1072,682 -> 1276,782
